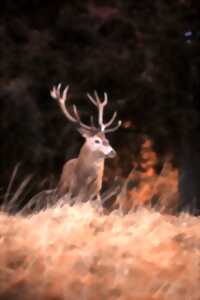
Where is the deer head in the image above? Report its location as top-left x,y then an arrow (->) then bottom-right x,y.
50,84 -> 121,159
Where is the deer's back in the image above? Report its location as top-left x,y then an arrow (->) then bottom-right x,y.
57,158 -> 77,197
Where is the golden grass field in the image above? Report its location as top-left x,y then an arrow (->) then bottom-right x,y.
0,202 -> 200,300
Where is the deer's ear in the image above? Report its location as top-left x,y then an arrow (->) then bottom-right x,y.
77,127 -> 95,138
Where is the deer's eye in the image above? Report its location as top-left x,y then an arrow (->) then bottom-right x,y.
95,139 -> 101,144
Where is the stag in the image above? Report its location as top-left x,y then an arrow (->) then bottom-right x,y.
51,84 -> 121,204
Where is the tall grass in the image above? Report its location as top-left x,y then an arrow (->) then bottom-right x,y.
0,201 -> 199,300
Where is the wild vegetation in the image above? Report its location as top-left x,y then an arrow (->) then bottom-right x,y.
0,202 -> 200,300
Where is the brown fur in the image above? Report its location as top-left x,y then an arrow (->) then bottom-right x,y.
57,142 -> 105,202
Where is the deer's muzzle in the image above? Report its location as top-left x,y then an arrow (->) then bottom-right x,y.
108,149 -> 116,158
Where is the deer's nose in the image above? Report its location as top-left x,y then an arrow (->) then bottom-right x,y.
108,149 -> 116,158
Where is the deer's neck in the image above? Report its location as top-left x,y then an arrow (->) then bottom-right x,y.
77,144 -> 105,173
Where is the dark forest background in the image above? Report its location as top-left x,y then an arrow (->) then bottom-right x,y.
0,0 -> 200,212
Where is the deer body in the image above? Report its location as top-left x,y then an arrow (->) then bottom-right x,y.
57,154 -> 104,202
51,84 -> 121,204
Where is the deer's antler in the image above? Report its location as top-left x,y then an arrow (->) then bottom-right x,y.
87,91 -> 121,133
51,83 -> 121,133
51,84 -> 95,131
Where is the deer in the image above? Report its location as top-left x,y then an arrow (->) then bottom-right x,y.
50,83 -> 121,205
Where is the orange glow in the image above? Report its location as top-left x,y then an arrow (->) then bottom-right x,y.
117,137 -> 179,213
122,120 -> 135,129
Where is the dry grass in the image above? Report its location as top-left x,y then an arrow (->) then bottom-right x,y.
0,203 -> 199,300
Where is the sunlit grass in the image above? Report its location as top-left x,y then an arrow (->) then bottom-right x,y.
0,202 -> 199,300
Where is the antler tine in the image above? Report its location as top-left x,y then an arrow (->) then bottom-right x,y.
90,115 -> 96,129
51,83 -> 60,99
87,93 -> 98,106
73,104 -> 93,130
62,85 -> 68,101
97,92 -> 122,132
72,104 -> 80,121
103,92 -> 108,105
94,91 -> 101,104
50,83 -> 93,131
104,120 -> 122,133
87,91 -> 107,106
86,91 -> 105,131
103,111 -> 117,129
94,91 -> 107,131
51,84 -> 76,123
87,90 -> 120,132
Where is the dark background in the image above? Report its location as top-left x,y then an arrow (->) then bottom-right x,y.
0,0 -> 200,212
